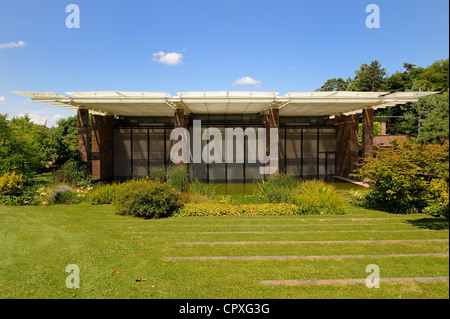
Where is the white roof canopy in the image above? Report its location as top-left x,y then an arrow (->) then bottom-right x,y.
12,91 -> 438,117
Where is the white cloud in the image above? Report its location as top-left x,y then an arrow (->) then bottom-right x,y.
17,113 -> 65,127
233,76 -> 261,87
0,96 -> 5,102
152,51 -> 183,65
0,40 -> 27,49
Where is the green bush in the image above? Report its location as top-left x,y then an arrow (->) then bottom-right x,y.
53,161 -> 91,187
47,185 -> 79,205
220,195 -> 266,205
168,165 -> 189,192
423,178 -> 449,218
255,173 -> 299,203
357,139 -> 449,216
177,202 -> 302,217
0,171 -> 24,196
358,122 -> 381,145
0,191 -> 39,206
0,114 -> 51,178
148,167 -> 167,183
289,180 -> 345,215
115,180 -> 183,219
85,183 -> 121,205
338,189 -> 366,206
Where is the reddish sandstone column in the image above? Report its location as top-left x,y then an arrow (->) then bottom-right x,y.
77,109 -> 89,162
174,109 -> 186,128
362,108 -> 374,160
328,114 -> 359,177
91,115 -> 114,181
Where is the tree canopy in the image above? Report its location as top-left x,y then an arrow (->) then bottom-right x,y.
317,58 -> 449,142
0,114 -> 82,177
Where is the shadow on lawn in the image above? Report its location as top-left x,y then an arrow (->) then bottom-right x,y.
405,218 -> 449,230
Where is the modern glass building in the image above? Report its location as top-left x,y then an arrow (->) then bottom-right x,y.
14,91 -> 436,182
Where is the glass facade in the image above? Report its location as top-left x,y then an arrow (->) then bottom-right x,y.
113,117 -> 336,181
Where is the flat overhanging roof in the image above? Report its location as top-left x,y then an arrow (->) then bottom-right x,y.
12,91 -> 438,117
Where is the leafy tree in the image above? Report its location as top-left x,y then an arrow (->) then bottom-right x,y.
316,77 -> 350,91
386,63 -> 423,92
350,60 -> 387,92
403,63 -> 417,73
48,115 -> 81,167
0,114 -> 51,177
412,59 -> 449,92
375,59 -> 448,137
415,93 -> 449,144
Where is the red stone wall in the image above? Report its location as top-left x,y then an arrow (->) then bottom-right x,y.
327,114 -> 359,177
373,135 -> 408,147
77,109 -> 89,162
91,115 -> 114,181
362,108 -> 374,159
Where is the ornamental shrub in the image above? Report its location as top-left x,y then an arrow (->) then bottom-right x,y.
255,173 -> 299,203
115,180 -> 183,219
168,165 -> 189,192
357,139 -> 449,216
222,195 -> 266,205
423,178 -> 449,218
177,203 -> 302,217
148,166 -> 166,183
85,183 -> 121,205
47,185 -> 79,205
0,171 -> 24,196
289,180 -> 345,215
53,160 -> 91,187
0,192 -> 39,206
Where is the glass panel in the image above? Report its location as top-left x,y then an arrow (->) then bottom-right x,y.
319,128 -> 336,152
207,127 -> 225,181
149,128 -> 164,161
245,127 -> 260,181
132,128 -> 148,177
278,127 -> 286,174
189,126 -> 207,181
225,126 -> 244,181
327,153 -> 336,175
227,163 -> 244,181
319,153 -> 326,176
113,128 -> 132,177
285,128 -> 302,176
302,128 -> 318,177
149,128 -> 165,172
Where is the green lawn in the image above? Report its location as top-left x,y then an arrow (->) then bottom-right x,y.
0,204 -> 448,299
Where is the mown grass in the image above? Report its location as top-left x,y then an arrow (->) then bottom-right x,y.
0,204 -> 448,299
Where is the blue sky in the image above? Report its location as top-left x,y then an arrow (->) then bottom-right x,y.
0,0 -> 448,126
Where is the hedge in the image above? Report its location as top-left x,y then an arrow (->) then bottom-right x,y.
176,203 -> 303,217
